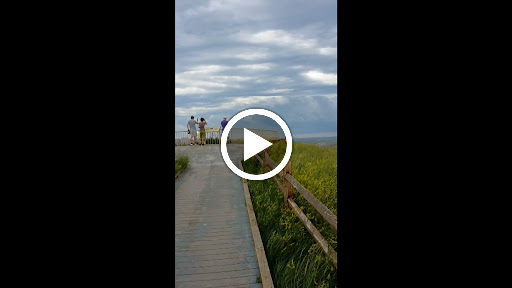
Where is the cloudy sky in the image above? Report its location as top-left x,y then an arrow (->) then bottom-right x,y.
175,0 -> 337,138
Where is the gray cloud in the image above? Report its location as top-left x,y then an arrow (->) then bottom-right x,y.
175,0 -> 337,138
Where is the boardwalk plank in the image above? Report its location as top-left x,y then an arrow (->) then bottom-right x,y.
176,269 -> 258,283
175,248 -> 256,257
175,238 -> 255,248
175,261 -> 258,275
175,254 -> 257,266
175,255 -> 257,269
175,275 -> 258,288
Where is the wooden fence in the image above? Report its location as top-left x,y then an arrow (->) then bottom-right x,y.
253,148 -> 338,269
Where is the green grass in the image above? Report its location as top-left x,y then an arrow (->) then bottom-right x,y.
243,141 -> 337,288
175,156 -> 189,178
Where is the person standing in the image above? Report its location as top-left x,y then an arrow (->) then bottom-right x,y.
220,117 -> 228,134
187,116 -> 198,145
220,116 -> 229,144
198,118 -> 207,146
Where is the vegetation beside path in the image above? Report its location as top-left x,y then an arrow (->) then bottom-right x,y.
175,155 -> 189,178
243,141 -> 337,288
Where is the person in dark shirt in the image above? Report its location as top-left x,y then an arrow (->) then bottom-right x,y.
221,117 -> 228,133
220,117 -> 229,144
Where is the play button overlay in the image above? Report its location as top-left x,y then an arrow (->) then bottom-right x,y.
221,108 -> 293,181
244,128 -> 273,161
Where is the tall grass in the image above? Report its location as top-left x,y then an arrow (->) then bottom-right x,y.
175,156 -> 189,178
243,141 -> 337,288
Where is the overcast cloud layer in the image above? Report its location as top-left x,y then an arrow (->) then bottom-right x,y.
175,0 -> 337,138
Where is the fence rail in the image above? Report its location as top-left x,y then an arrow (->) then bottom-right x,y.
175,128 -> 280,146
253,148 -> 338,269
174,129 -> 224,146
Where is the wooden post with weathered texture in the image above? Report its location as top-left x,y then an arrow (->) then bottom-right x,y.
283,160 -> 292,209
263,149 -> 268,172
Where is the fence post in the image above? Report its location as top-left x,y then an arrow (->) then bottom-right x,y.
263,149 -> 268,172
283,160 -> 292,209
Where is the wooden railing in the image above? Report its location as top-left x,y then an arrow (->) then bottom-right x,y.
252,149 -> 338,269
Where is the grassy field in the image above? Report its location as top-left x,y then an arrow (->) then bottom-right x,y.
174,155 -> 189,178
242,141 -> 337,288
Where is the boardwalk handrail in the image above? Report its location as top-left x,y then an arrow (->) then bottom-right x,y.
253,149 -> 338,269
174,127 -> 225,146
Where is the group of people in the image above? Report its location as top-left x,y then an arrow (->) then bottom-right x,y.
187,116 -> 229,146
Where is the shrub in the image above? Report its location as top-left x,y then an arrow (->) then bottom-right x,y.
174,156 -> 189,177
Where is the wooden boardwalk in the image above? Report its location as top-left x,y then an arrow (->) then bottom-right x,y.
175,144 -> 263,288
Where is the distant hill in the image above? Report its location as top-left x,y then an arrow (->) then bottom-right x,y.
293,136 -> 337,148
294,136 -> 337,143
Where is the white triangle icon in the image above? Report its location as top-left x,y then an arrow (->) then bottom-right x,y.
243,128 -> 273,161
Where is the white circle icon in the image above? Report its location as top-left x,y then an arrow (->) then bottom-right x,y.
221,109 -> 293,181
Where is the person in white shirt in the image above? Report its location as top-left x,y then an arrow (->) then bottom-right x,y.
187,116 -> 198,145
